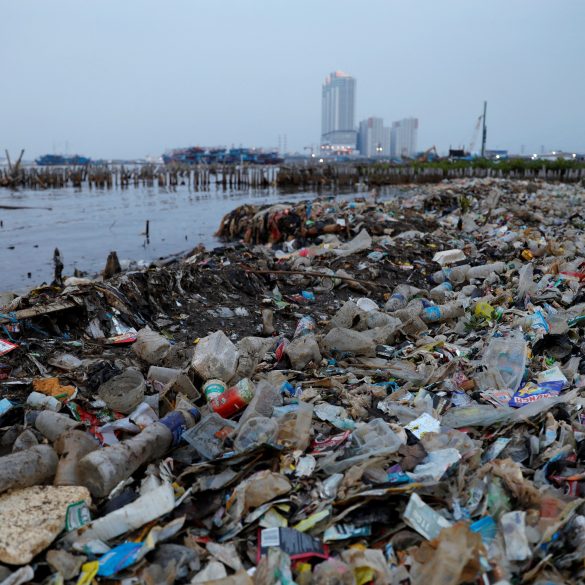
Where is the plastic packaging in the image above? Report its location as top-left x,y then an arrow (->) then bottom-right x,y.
501,511 -> 531,561
433,249 -> 466,266
356,297 -> 378,312
191,330 -> 239,382
483,331 -> 527,391
276,401 -> 314,451
35,410 -> 82,441
98,368 -> 145,414
285,334 -> 322,370
517,262 -> 534,301
147,366 -> 200,400
331,300 -> 368,330
48,353 -> 83,371
321,418 -> 401,473
182,413 -> 237,460
294,315 -> 317,338
54,430 -> 99,486
0,445 -> 59,494
236,336 -> 276,379
407,448 -> 461,482
132,326 -> 171,364
78,408 -> 200,497
403,493 -> 453,540
323,327 -> 376,356
441,404 -> 517,428
234,416 -> 279,452
312,559 -> 355,585
238,380 -> 282,428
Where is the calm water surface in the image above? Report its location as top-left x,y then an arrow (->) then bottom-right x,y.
0,183 -> 375,292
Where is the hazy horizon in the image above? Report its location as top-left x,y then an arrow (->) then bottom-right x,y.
2,0 -> 584,159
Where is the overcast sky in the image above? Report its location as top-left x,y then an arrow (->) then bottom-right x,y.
1,0 -> 583,159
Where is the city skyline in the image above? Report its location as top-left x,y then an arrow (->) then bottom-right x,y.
1,1 -> 584,159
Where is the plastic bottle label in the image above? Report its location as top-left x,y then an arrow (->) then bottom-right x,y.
210,380 -> 255,418
203,381 -> 226,402
160,410 -> 199,446
423,306 -> 442,322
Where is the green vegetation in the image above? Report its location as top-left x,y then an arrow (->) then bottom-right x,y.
364,157 -> 585,175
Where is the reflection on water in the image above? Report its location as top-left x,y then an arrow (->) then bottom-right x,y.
0,183 -> 374,292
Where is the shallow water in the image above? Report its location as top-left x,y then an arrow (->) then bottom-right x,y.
0,183 -> 368,292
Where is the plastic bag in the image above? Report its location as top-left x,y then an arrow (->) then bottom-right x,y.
482,331 -> 527,391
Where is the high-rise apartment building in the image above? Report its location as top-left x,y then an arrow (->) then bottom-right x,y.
390,118 -> 419,158
357,117 -> 391,157
321,71 -> 357,149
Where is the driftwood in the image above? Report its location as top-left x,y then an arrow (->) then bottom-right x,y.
0,300 -> 78,325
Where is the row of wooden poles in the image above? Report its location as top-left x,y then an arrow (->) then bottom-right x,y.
0,163 -> 278,190
2,160 -> 585,191
276,164 -> 585,189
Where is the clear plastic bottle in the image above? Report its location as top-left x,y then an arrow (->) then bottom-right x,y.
78,408 -> 200,497
54,430 -> 99,486
467,262 -> 506,280
133,326 -> 171,364
26,391 -> 62,412
429,282 -> 454,303
384,285 -> 421,312
421,302 -> 465,323
35,410 -> 81,441
0,444 -> 58,494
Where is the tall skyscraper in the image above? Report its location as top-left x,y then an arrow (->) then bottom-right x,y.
390,118 -> 419,158
321,71 -> 357,150
357,117 -> 391,157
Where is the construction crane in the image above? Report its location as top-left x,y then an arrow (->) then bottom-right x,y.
469,101 -> 488,156
468,115 -> 482,154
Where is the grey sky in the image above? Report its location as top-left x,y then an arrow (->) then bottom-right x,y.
2,0 -> 583,159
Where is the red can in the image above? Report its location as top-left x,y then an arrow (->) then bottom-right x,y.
209,378 -> 255,419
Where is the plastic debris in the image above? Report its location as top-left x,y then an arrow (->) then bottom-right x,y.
0,177 -> 585,583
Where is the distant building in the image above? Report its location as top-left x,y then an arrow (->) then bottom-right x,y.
321,71 -> 357,151
485,149 -> 509,160
390,118 -> 418,158
357,117 -> 391,157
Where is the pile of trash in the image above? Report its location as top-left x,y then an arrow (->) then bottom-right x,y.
1,177 -> 585,584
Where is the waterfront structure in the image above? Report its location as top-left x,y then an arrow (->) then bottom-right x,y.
390,117 -> 418,158
321,71 -> 357,151
357,117 -> 391,157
